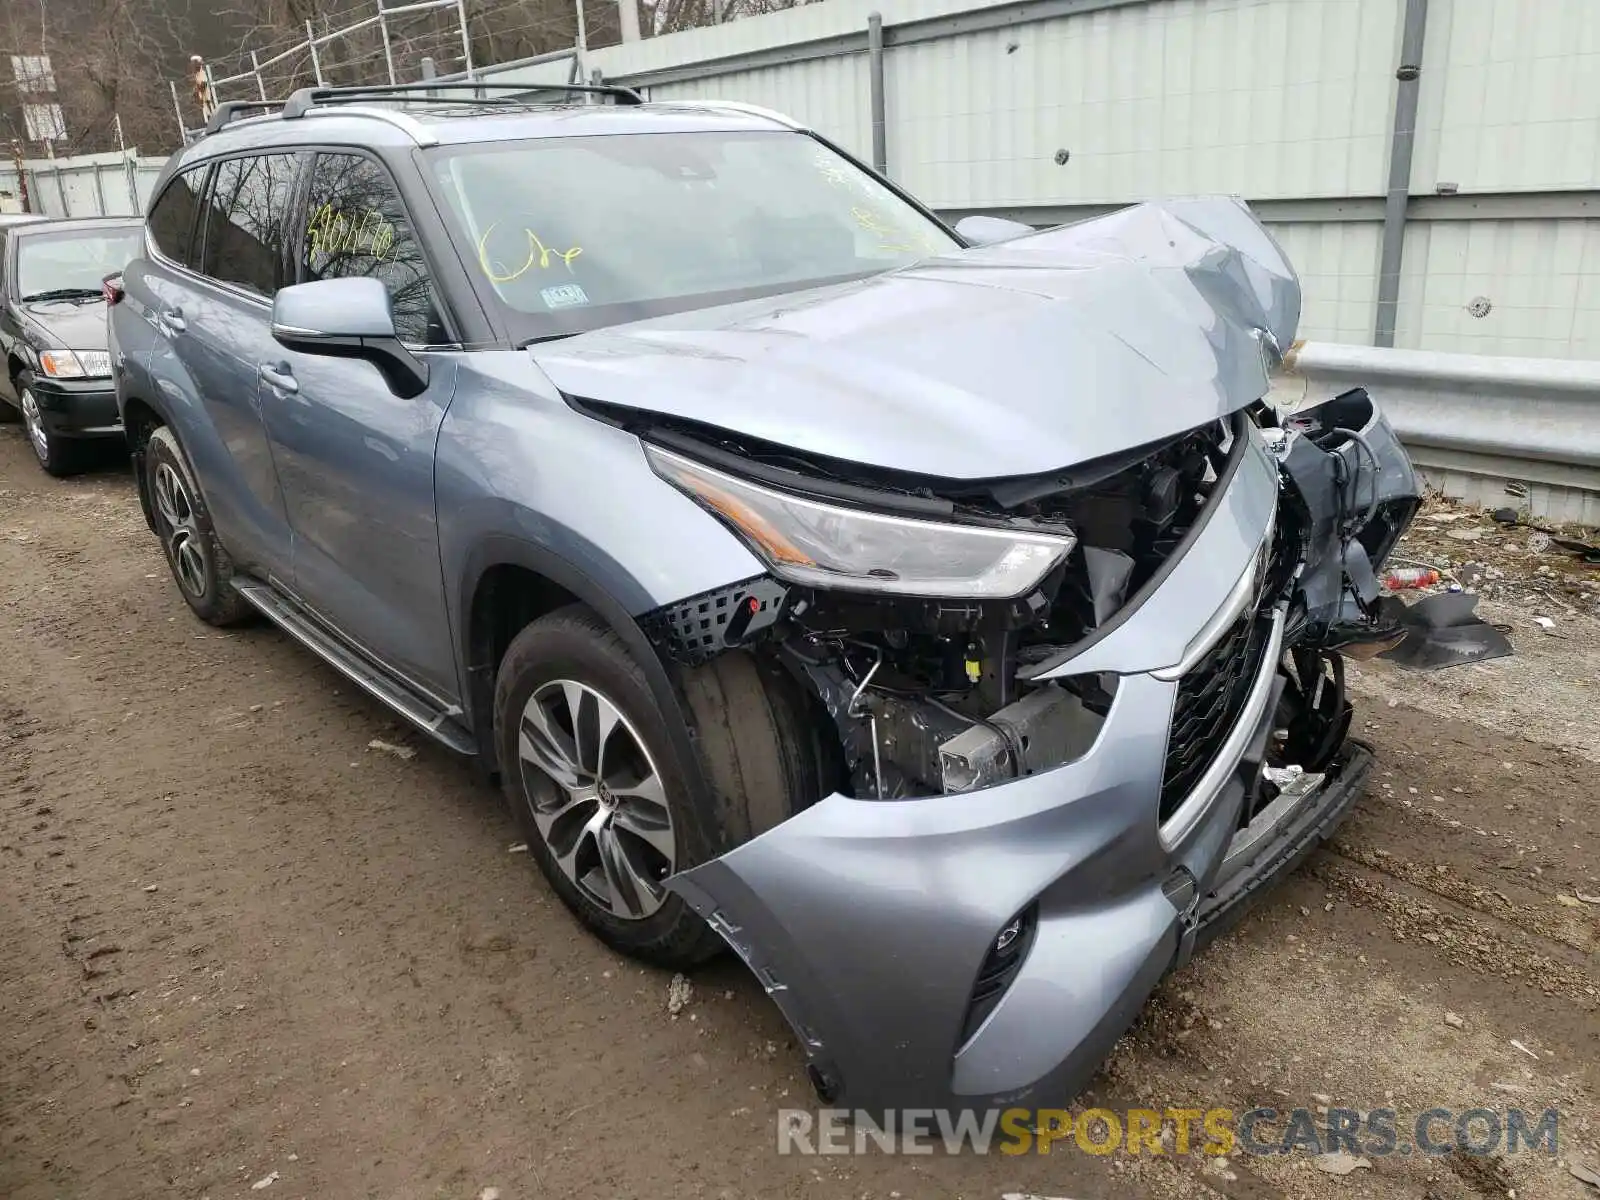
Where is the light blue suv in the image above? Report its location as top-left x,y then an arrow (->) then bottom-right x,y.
111,82 -> 1421,1113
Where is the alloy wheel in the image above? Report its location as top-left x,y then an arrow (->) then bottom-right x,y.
517,679 -> 677,920
152,461 -> 208,598
19,388 -> 48,463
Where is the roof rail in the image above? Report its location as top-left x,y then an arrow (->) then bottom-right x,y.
280,81 -> 644,121
204,99 -> 283,135
696,100 -> 805,130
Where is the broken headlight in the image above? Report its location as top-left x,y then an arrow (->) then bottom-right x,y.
646,445 -> 1076,599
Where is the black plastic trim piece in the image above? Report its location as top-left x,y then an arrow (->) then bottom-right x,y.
639,576 -> 790,665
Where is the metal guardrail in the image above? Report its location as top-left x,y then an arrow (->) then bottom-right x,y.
1272,341 -> 1600,526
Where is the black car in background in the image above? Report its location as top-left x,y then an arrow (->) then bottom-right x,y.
0,216 -> 143,475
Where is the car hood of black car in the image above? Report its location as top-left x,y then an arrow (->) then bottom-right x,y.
21,298 -> 109,351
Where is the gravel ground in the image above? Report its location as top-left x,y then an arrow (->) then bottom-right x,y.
1,428 -> 1596,1200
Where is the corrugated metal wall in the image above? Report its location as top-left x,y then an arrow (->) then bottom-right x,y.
1397,217 -> 1600,359
0,151 -> 161,220
880,0 -> 1399,207
486,0 -> 1600,358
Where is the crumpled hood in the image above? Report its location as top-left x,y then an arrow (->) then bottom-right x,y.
529,196 -> 1299,480
22,299 -> 109,352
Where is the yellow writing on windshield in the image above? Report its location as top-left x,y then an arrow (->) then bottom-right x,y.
477,224 -> 583,284
812,150 -> 852,189
851,205 -> 941,256
308,203 -> 397,263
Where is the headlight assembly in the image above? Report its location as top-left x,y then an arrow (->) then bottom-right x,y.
39,349 -> 112,379
645,444 -> 1075,599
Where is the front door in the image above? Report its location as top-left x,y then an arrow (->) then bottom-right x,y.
258,151 -> 461,702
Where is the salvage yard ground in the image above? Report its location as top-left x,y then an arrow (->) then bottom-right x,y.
1,428 -> 1596,1200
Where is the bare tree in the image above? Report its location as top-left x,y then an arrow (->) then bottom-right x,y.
0,0 -> 195,154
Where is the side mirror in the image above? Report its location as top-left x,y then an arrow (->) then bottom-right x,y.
953,214 -> 1036,247
271,277 -> 429,399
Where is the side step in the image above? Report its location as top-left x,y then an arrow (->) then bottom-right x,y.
232,579 -> 477,756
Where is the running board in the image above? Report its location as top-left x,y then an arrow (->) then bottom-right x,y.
232,579 -> 477,755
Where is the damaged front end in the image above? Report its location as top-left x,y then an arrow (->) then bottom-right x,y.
630,391 -> 1419,1111
587,198 -> 1422,1112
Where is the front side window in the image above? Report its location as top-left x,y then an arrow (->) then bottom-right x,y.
16,227 -> 143,300
300,153 -> 444,345
148,166 -> 207,267
427,130 -> 959,341
201,153 -> 299,296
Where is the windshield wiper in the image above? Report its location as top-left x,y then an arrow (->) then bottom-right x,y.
518,332 -> 580,347
22,287 -> 104,302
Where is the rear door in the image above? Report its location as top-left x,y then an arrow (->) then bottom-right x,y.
141,154 -> 301,577
259,150 -> 461,700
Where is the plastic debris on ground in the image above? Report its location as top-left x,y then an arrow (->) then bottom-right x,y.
1376,592 -> 1514,672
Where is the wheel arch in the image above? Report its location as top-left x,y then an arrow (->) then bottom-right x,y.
120,393 -> 170,532
457,536 -> 716,827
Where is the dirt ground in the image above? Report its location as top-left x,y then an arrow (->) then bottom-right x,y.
1,427 -> 1596,1200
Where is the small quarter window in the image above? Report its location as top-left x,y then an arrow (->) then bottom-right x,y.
148,165 -> 207,267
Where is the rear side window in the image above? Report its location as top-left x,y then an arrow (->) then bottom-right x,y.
300,153 -> 444,344
148,166 -> 207,267
201,154 -> 300,296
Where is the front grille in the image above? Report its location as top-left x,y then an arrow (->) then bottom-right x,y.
1159,612 -> 1273,823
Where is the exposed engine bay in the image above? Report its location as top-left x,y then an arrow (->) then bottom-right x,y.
634,388 -> 1420,820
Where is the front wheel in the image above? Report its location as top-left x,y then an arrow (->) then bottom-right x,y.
144,425 -> 252,626
19,384 -> 87,477
495,606 -> 822,968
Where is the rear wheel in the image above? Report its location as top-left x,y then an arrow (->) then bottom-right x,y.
495,606 -> 820,968
145,425 -> 252,627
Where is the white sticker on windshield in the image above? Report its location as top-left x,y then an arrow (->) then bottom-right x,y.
541,283 -> 590,309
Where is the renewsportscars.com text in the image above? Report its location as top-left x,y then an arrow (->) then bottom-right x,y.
776,1106 -> 1560,1157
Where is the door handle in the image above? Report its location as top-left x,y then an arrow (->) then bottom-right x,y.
161,306 -> 186,333
258,362 -> 299,394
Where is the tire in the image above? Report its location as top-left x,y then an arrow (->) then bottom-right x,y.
495,606 -> 819,968
18,382 -> 88,477
144,425 -> 253,627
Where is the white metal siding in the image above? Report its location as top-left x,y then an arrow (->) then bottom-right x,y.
888,0 -> 1401,208
649,54 -> 873,156
1394,217 -> 1600,358
1412,0 -> 1600,195
1267,220 -> 1384,344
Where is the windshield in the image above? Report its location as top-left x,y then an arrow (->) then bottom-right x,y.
427,130 -> 960,340
17,228 -> 142,300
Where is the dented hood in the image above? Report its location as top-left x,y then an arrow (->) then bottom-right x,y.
530,196 -> 1299,479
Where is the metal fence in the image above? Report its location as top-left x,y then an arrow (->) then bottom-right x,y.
172,0 -> 611,142
0,149 -> 161,219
